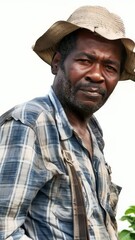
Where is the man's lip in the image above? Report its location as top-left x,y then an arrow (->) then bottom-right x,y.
79,87 -> 103,96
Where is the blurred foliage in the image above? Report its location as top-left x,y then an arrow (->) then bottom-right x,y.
118,205 -> 135,240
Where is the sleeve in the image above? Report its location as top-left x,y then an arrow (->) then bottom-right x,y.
0,119 -> 45,239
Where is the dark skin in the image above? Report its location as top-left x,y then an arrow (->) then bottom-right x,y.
52,29 -> 124,157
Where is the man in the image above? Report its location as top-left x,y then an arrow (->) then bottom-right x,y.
0,5 -> 135,240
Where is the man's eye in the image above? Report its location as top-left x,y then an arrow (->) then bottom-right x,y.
77,59 -> 91,63
106,65 -> 117,72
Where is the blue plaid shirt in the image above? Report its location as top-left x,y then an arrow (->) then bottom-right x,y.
0,88 -> 121,240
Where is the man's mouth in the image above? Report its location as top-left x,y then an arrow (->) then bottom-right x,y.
79,87 -> 104,98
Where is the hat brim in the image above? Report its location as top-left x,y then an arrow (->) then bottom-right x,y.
33,21 -> 79,65
33,20 -> 135,81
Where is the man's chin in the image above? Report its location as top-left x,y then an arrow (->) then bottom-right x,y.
70,102 -> 103,116
80,100 -> 103,111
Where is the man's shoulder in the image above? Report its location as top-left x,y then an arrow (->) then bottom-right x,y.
0,95 -> 52,127
90,115 -> 103,135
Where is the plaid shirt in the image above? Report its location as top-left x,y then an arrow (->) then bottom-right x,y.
0,88 -> 121,240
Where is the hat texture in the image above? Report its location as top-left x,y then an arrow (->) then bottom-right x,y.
33,5 -> 135,81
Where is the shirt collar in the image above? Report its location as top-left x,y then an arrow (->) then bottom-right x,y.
48,87 -> 73,140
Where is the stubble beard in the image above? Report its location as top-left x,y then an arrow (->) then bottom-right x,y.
57,76 -> 104,118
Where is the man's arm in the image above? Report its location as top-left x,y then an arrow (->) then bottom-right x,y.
0,119 -> 42,239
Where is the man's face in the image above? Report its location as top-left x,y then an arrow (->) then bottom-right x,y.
53,30 -> 123,116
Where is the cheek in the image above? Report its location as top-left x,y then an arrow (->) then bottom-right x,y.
64,59 -> 83,83
67,66 -> 84,86
106,77 -> 119,96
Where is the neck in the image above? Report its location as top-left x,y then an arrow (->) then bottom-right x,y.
64,108 -> 91,131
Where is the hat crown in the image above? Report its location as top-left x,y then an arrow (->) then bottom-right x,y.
33,5 -> 135,80
68,6 -> 125,39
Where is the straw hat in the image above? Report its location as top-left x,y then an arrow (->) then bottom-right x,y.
33,5 -> 135,81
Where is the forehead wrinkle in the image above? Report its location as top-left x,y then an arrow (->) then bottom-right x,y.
75,51 -> 120,68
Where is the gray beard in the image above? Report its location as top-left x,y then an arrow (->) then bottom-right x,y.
56,78 -> 103,118
60,90 -> 102,117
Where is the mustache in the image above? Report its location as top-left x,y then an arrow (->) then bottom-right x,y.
74,83 -> 106,96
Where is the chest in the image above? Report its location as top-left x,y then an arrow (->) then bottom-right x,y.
74,128 -> 93,158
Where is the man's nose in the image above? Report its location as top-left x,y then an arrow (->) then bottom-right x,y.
85,64 -> 105,83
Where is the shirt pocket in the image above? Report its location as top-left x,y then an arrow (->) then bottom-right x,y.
109,181 -> 122,215
52,174 -> 73,222
105,162 -> 122,215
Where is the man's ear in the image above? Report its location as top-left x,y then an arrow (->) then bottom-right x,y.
51,52 -> 61,75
